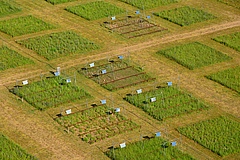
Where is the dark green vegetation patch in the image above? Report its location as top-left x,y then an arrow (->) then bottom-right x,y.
12,76 -> 91,110
154,6 -> 216,26
46,0 -> 76,5
0,1 -> 21,17
66,1 -> 125,20
17,31 -> 99,60
55,104 -> 139,144
0,15 -> 56,37
217,0 -> 240,9
157,42 -> 231,70
0,46 -> 34,71
119,0 -> 178,9
206,66 -> 240,94
0,133 -> 37,160
125,87 -> 208,121
213,32 -> 240,52
106,136 -> 194,160
178,116 -> 240,156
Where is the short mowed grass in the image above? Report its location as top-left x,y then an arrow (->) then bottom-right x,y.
66,1 -> 125,20
119,0 -> 178,9
17,31 -> 99,60
157,42 -> 231,70
0,133 -> 37,160
178,116 -> 240,156
46,0 -> 76,5
0,46 -> 34,71
154,6 -> 216,26
206,66 -> 240,94
0,15 -> 56,37
213,32 -> 240,52
0,1 -> 21,17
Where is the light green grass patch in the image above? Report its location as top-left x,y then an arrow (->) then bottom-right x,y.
157,42 -> 231,70
0,46 -> 34,71
178,116 -> 240,156
119,0 -> 178,9
213,32 -> 240,52
46,0 -> 76,5
0,1 -> 21,17
66,1 -> 125,20
17,31 -> 99,60
206,66 -> 240,94
0,133 -> 37,160
154,6 -> 216,26
0,15 -> 56,37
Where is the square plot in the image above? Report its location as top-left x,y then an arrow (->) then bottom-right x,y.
17,31 -> 99,60
206,66 -> 240,94
66,1 -> 125,20
0,1 -> 21,17
178,116 -> 240,156
0,46 -> 34,71
119,0 -> 178,9
157,42 -> 231,70
154,6 -> 216,26
0,15 -> 56,37
213,32 -> 240,52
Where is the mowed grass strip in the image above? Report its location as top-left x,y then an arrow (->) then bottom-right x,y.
157,42 -> 231,70
46,0 -> 76,5
66,1 -> 125,20
12,76 -> 91,110
0,46 -> 34,71
178,116 -> 240,156
0,133 -> 37,160
213,32 -> 240,52
17,31 -> 99,60
217,0 -> 240,9
206,66 -> 240,94
125,87 -> 208,121
0,15 -> 56,37
0,1 -> 21,17
119,0 -> 178,9
154,6 -> 216,26
106,136 -> 194,160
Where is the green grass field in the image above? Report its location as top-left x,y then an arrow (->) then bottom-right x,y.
0,15 -> 56,37
213,32 -> 240,52
17,31 -> 99,60
46,0 -> 76,5
0,133 -> 37,160
0,1 -> 21,17
106,136 -> 194,160
206,66 -> 240,94
119,0 -> 178,9
66,1 -> 125,20
157,42 -> 231,70
178,116 -> 240,156
0,46 -> 34,71
154,6 -> 216,26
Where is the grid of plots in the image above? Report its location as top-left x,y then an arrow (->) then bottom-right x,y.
154,6 -> 216,26
0,1 -> 21,17
125,86 -> 209,121
0,134 -> 37,160
119,0 -> 178,9
103,16 -> 167,38
213,32 -> 240,52
106,136 -> 194,160
55,104 -> 139,144
0,15 -> 56,37
66,1 -> 125,21
206,66 -> 240,94
17,31 -> 99,60
0,46 -> 34,71
157,42 -> 231,70
80,59 -> 155,91
12,76 -> 91,110
178,116 -> 240,156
